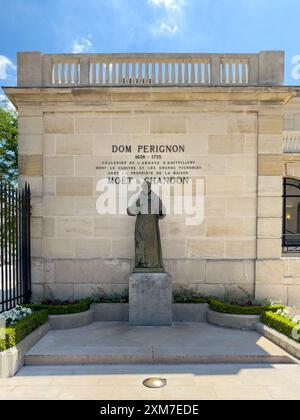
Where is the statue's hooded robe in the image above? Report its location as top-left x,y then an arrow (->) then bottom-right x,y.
127,189 -> 166,272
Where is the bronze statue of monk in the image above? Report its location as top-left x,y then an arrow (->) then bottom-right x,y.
127,180 -> 166,272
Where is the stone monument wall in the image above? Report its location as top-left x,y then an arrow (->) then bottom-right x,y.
15,92 -> 285,302
6,49 -> 299,305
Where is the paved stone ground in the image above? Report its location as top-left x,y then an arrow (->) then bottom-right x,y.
25,322 -> 294,364
1,322 -> 299,399
1,364 -> 300,400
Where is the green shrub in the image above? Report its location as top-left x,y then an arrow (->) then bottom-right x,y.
173,288 -> 207,304
208,297 -> 284,315
0,310 -> 48,352
91,288 -> 128,303
261,311 -> 300,343
189,298 -> 207,304
222,286 -> 276,307
25,298 -> 92,315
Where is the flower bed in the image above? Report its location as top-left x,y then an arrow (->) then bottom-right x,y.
0,310 -> 48,351
25,298 -> 92,315
261,310 -> 300,343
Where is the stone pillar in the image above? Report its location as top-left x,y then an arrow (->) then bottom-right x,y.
17,106 -> 44,300
259,51 -> 284,86
129,272 -> 172,326
256,105 -> 286,303
17,52 -> 42,87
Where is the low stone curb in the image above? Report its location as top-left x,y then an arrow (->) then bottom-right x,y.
49,304 -> 261,331
48,306 -> 95,330
256,322 -> 300,361
0,322 -> 49,378
48,303 -> 209,330
207,309 -> 260,330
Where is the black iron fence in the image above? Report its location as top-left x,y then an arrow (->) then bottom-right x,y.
0,182 -> 31,313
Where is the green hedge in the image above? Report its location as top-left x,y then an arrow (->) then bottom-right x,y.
25,298 -> 92,315
188,298 -> 207,304
208,297 -> 284,315
261,311 -> 300,343
174,297 -> 207,304
0,310 -> 48,352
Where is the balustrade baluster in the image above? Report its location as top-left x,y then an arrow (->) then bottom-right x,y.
178,63 -> 182,83
132,62 -> 136,84
145,62 -> 149,83
112,63 -> 117,83
171,63 -> 175,83
165,63 -> 169,83
158,62 -> 162,83
61,63 -> 66,83
92,63 -> 97,84
152,63 -> 156,83
235,63 -> 239,83
242,63 -> 246,83
191,63 -> 195,83
106,62 -> 110,83
118,63 -> 122,84
68,63 -> 72,83
184,62 -> 189,83
125,62 -> 129,83
198,63 -> 203,83
228,63 -> 233,84
98,63 -> 103,83
51,63 -> 55,84
204,63 -> 209,83
74,63 -> 79,83
222,62 -> 226,84
138,62 -> 143,83
55,63 -> 59,84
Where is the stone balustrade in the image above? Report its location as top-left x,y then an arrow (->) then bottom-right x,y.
283,131 -> 300,153
17,51 -> 284,87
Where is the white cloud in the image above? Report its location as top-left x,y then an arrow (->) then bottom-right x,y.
0,55 -> 16,80
72,36 -> 92,53
0,94 -> 15,111
160,22 -> 178,34
148,0 -> 185,36
148,0 -> 185,11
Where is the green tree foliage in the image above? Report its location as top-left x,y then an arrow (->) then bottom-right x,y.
0,107 -> 18,186
0,107 -> 18,250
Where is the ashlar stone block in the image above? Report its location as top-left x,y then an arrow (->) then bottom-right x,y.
150,117 -> 187,134
44,116 -> 74,134
112,117 -> 149,134
75,117 -> 111,134
56,177 -> 93,197
208,135 -> 245,154
56,135 -> 93,155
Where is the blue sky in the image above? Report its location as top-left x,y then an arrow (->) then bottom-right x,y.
1,0 -> 300,104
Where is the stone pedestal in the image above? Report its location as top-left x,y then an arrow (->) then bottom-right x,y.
129,272 -> 172,326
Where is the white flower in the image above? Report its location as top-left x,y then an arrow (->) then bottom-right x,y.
0,306 -> 33,326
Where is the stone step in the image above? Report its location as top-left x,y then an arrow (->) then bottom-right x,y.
25,350 -> 294,366
24,321 -> 297,366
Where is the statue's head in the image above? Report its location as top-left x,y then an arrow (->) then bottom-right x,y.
142,179 -> 152,195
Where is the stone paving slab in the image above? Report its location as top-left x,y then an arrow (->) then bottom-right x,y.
1,364 -> 300,400
25,322 -> 296,365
